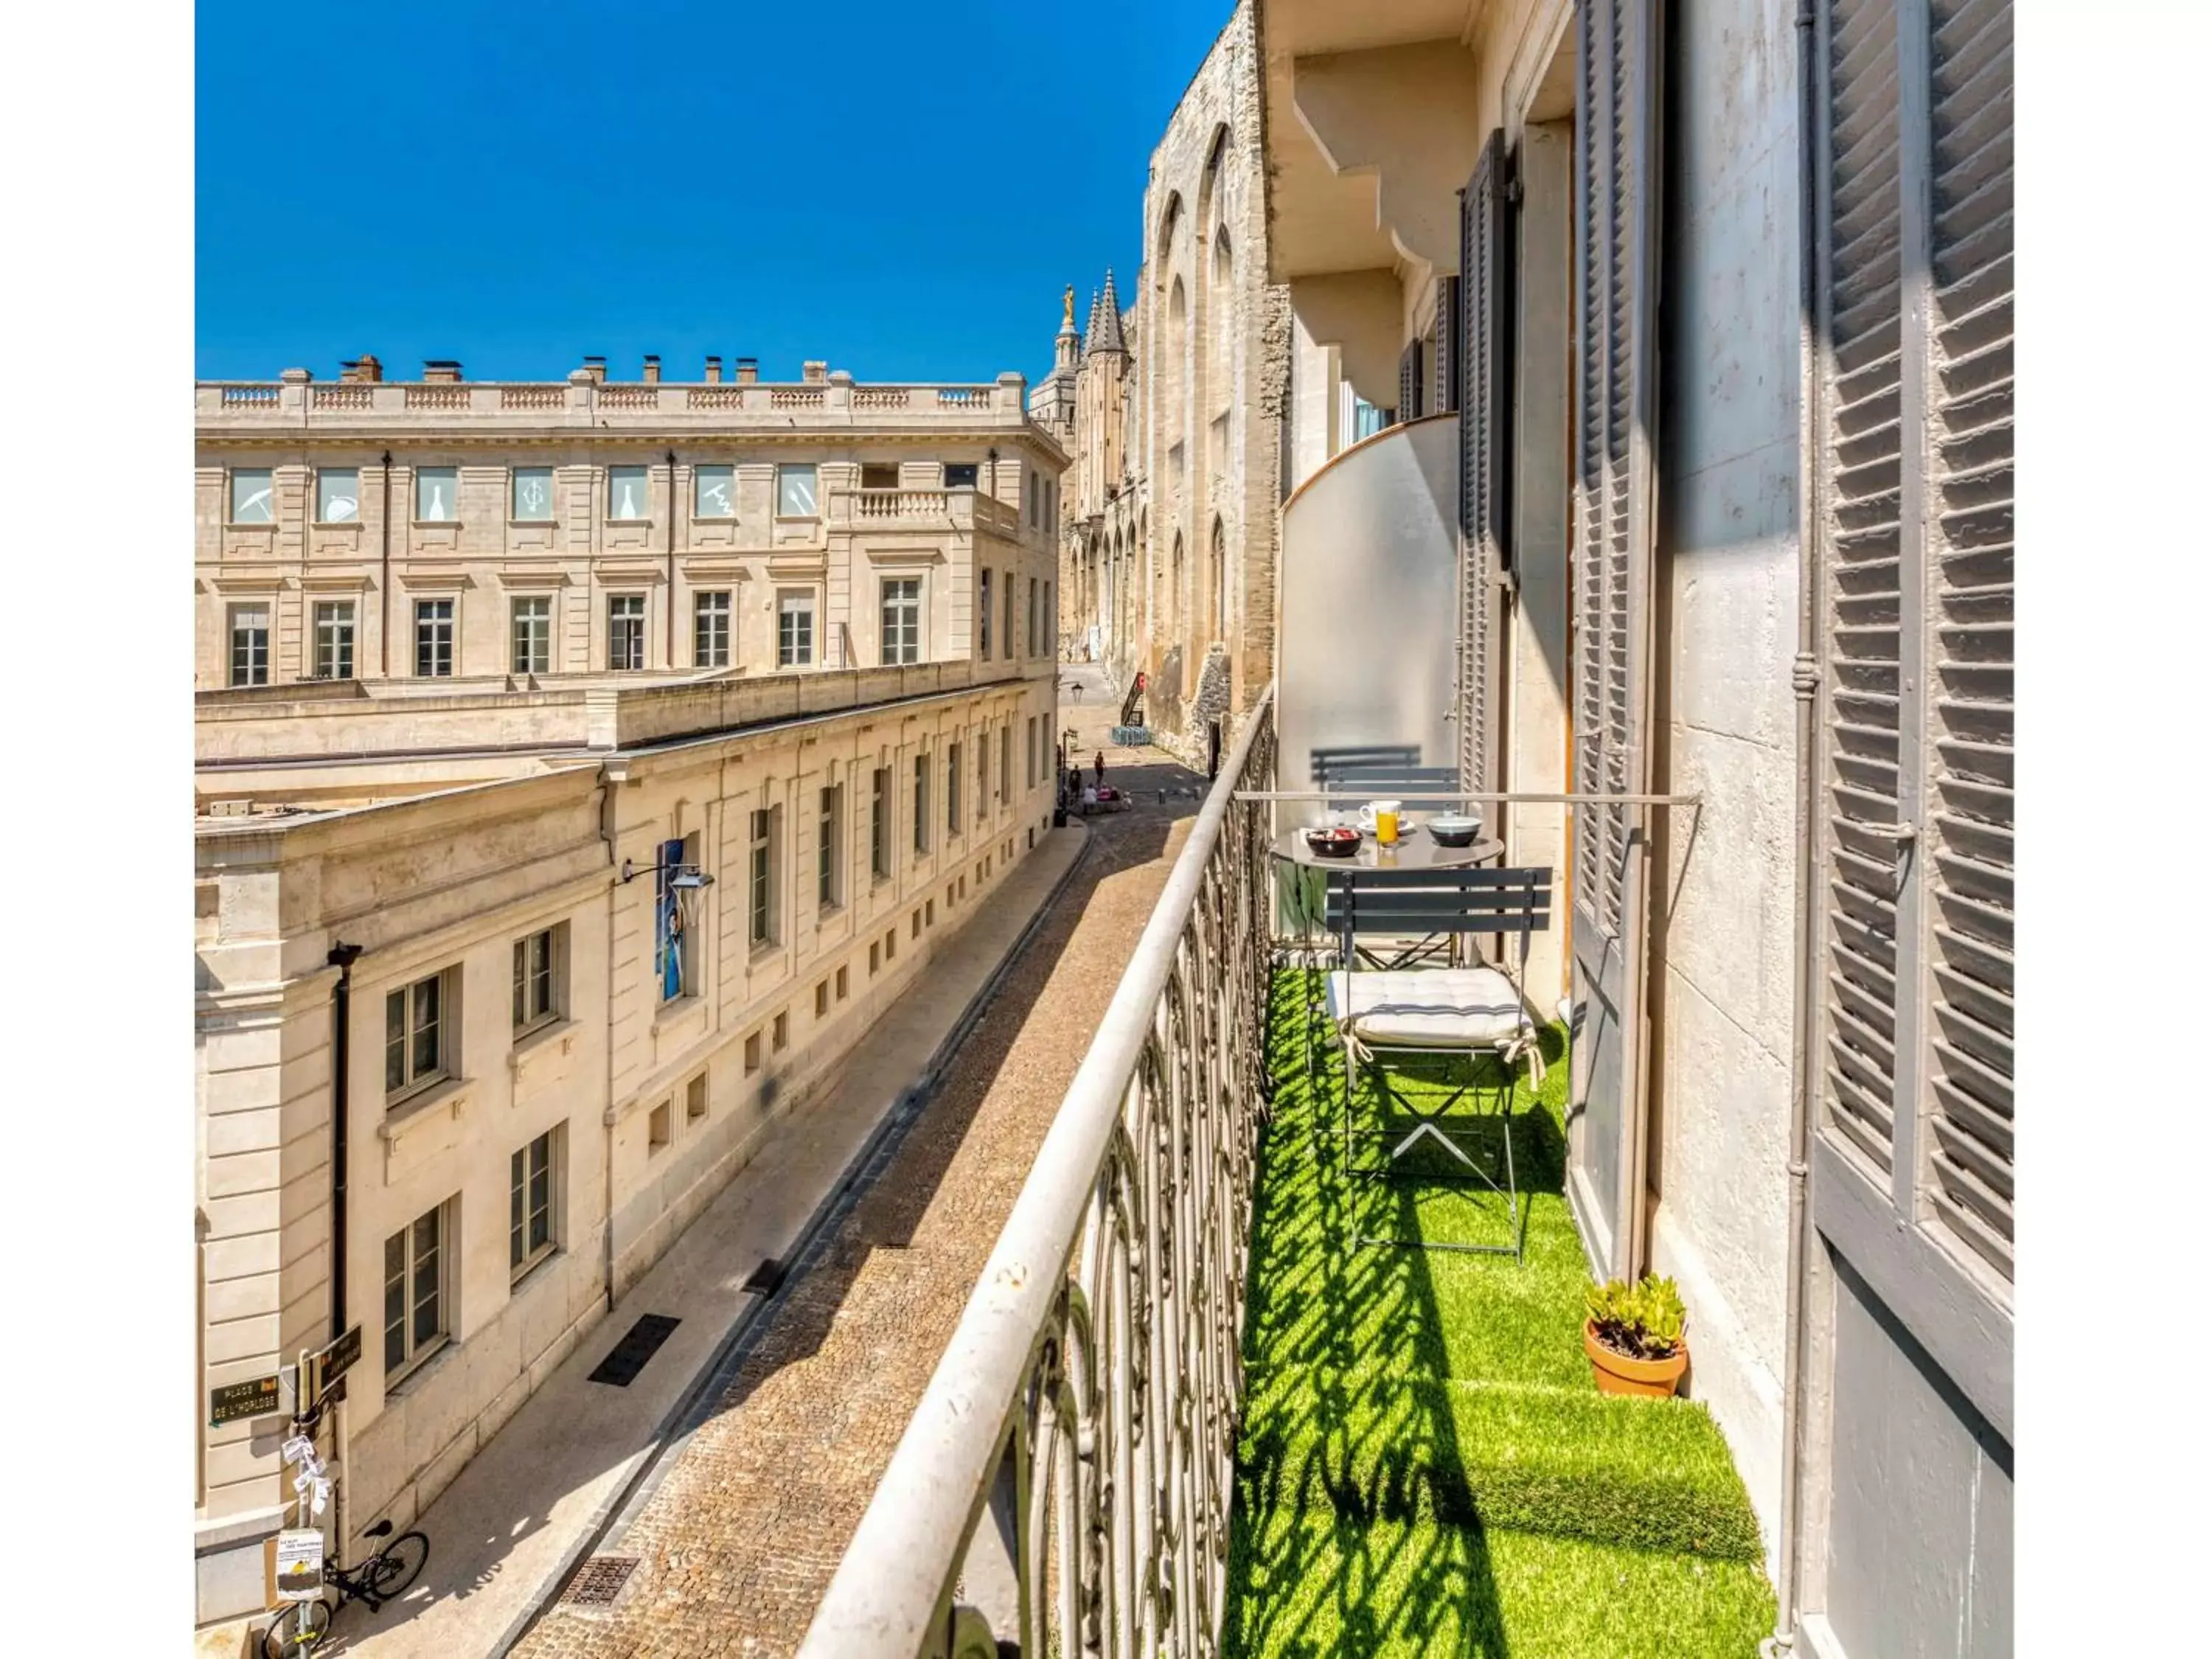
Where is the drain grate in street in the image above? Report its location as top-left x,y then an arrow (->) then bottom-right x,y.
741,1256 -> 787,1295
563,1556 -> 639,1604
588,1314 -> 681,1387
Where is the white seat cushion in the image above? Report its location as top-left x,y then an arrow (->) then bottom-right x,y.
1326,967 -> 1526,1049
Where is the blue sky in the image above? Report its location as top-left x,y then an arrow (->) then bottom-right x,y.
195,0 -> 1231,387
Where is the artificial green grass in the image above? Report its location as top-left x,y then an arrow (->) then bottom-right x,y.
1221,970 -> 1775,1658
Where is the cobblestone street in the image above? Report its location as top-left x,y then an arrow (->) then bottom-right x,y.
513,664 -> 1200,1658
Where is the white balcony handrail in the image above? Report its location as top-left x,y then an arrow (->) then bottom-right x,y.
800,686 -> 1279,1659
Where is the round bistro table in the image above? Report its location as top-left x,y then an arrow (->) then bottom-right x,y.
1269,827 -> 1505,873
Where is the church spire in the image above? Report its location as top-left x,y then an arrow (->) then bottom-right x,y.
1083,268 -> 1128,358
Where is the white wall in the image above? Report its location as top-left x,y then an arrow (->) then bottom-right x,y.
1643,0 -> 1806,1564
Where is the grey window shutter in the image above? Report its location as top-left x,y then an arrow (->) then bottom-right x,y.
1570,0 -> 1659,946
1434,275 -> 1463,415
1815,0 -> 2013,1281
1398,338 -> 1425,422
1567,0 -> 1661,1278
1458,128 -> 1511,802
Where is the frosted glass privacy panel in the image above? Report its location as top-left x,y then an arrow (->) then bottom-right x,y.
317,468 -> 359,522
1276,416 -> 1458,829
607,465 -> 649,521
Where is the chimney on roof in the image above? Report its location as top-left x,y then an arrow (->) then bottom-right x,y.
422,359 -> 463,383
642,354 -> 661,384
582,355 -> 606,383
339,355 -> 383,383
801,361 -> 827,385
735,357 -> 759,386
703,355 -> 723,383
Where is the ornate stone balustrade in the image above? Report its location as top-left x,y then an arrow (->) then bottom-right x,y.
196,373 -> 1041,435
797,689 -> 1279,1659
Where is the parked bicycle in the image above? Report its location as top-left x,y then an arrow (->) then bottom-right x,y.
261,1520 -> 429,1658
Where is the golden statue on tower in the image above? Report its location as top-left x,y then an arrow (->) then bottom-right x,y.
1063,285 -> 1077,328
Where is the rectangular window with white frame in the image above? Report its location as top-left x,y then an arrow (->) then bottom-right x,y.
748,808 -> 779,947
776,463 -> 818,518
999,723 -> 1011,805
511,466 -> 555,522
777,590 -> 815,667
871,766 -> 892,881
817,784 -> 843,911
384,1200 -> 451,1382
313,601 -> 355,680
512,924 -> 564,1037
228,604 -> 270,687
414,466 -> 458,524
977,737 -> 989,822
509,1127 -> 560,1283
693,463 -> 734,519
607,465 -> 649,522
414,598 -> 455,677
979,569 -> 992,658
947,743 -> 962,836
317,467 -> 360,524
511,595 -> 552,675
608,594 -> 646,670
1004,577 -> 1016,660
385,967 -> 456,1102
694,590 -> 731,668
230,467 -> 275,525
880,577 -> 922,665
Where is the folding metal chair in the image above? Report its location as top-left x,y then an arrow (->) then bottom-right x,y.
1321,864 -> 1554,1258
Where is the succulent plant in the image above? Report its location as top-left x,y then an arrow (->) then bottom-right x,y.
1586,1273 -> 1688,1360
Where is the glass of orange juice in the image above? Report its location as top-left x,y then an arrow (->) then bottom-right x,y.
1374,801 -> 1401,844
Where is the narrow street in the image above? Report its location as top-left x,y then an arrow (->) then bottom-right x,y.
510,662 -> 1201,1658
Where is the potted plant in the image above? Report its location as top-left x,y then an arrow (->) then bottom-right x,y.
1583,1274 -> 1690,1399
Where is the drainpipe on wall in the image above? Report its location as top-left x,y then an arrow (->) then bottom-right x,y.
1765,8 -> 1823,1654
326,939 -> 364,1566
378,453 -> 393,676
598,768 -> 625,1311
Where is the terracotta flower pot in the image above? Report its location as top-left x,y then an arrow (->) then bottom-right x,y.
1584,1320 -> 1688,1399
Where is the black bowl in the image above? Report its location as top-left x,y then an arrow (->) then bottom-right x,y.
1304,829 -> 1360,858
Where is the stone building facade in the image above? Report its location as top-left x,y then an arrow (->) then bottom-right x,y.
192,360 -> 1066,1627
1051,2 -> 1285,760
196,356 -> 1064,692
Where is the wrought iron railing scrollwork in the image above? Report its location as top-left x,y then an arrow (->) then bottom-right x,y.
800,688 -> 1278,1659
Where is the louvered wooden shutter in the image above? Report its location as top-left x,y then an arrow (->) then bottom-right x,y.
1571,0 -> 1659,945
1398,339 -> 1425,423
1457,131 -> 1512,801
1433,276 -> 1463,414
1815,0 -> 2013,1282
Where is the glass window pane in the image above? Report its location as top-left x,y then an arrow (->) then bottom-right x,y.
231,468 -> 274,524
383,1231 -> 407,1371
414,467 -> 457,522
317,469 -> 359,523
943,462 -> 978,489
385,992 -> 406,1090
693,464 -> 734,518
512,467 -> 554,521
608,465 -> 648,521
776,465 -> 818,518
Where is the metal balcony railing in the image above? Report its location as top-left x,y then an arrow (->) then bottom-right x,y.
799,687 -> 1279,1659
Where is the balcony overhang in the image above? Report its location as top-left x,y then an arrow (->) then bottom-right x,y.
1260,0 -> 1488,284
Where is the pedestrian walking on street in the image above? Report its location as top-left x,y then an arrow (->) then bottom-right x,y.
1094,751 -> 1106,790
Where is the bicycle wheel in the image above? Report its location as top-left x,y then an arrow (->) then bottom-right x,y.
367,1530 -> 429,1601
262,1597 -> 332,1659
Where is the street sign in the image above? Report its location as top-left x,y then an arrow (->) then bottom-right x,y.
210,1374 -> 283,1427
273,1529 -> 325,1603
304,1326 -> 362,1409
